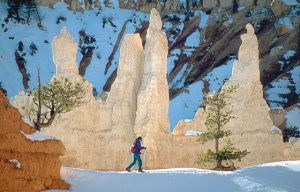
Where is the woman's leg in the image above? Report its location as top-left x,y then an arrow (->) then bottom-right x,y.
136,153 -> 142,169
128,153 -> 138,168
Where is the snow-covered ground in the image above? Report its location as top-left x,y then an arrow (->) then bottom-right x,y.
45,161 -> 300,192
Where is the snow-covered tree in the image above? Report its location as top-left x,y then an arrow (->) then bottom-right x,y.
196,85 -> 250,170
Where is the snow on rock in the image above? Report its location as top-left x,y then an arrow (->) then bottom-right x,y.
266,66 -> 300,108
167,56 -> 178,75
169,81 -> 204,131
283,50 -> 296,60
270,125 -> 282,134
194,11 -> 210,29
185,30 -> 200,47
285,107 -> 300,128
22,117 -> 34,127
9,159 -> 21,169
282,0 -> 299,5
20,130 -> 57,141
203,58 -> 235,92
185,130 -> 204,136
45,161 -> 300,192
238,6 -> 245,11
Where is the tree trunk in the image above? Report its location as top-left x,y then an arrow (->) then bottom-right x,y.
36,67 -> 41,131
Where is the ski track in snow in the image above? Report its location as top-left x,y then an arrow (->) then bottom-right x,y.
45,161 -> 300,192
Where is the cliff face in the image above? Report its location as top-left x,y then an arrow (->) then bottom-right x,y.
0,91 -> 69,192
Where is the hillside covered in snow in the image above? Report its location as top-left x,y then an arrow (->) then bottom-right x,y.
0,0 -> 299,131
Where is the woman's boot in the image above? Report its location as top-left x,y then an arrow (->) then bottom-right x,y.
126,167 -> 131,172
138,168 -> 144,172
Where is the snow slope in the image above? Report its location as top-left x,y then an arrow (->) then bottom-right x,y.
45,161 -> 300,192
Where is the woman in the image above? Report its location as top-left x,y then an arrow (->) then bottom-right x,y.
126,136 -> 146,172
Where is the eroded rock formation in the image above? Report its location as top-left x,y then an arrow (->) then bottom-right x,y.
0,91 -> 69,192
173,24 -> 300,167
13,13 -> 299,172
52,27 -> 79,75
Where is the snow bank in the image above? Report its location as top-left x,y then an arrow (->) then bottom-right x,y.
20,130 -> 57,141
45,161 -> 300,192
185,130 -> 203,136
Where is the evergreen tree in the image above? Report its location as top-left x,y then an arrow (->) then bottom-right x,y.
18,41 -> 24,52
29,42 -> 38,55
24,68 -> 87,131
196,85 -> 250,170
6,0 -> 42,25
283,125 -> 300,142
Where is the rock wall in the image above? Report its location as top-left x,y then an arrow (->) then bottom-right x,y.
0,91 -> 69,192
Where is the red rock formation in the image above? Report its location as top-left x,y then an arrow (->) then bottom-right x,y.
0,91 -> 69,192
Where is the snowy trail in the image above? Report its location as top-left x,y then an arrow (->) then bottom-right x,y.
45,161 -> 300,192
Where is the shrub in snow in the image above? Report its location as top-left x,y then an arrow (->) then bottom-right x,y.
196,85 -> 250,170
102,16 -> 107,28
18,41 -> 24,52
29,42 -> 38,55
56,13 -> 67,24
283,125 -> 300,142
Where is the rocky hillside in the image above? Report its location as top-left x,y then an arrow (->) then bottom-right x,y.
0,0 -> 299,130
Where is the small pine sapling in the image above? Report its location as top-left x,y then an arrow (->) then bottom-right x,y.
29,42 -> 38,55
196,85 -> 250,170
18,41 -> 24,52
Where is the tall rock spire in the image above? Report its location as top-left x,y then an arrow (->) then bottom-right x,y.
134,8 -> 170,135
231,24 -> 260,82
97,33 -> 145,135
52,27 -> 79,75
221,23 -> 283,166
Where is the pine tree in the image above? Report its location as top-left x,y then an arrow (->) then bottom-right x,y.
18,41 -> 24,52
24,68 -> 87,131
283,125 -> 300,142
29,42 -> 38,55
196,85 -> 250,170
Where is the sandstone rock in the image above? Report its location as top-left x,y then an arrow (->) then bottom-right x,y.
171,0 -> 180,11
271,0 -> 285,16
35,0 -> 61,7
220,23 -> 285,166
98,33 -> 144,134
270,46 -> 281,57
165,0 -> 172,11
134,8 -> 170,135
238,0 -> 255,7
41,29 -> 145,170
11,91 -> 34,117
275,17 -> 294,36
94,0 -> 101,8
203,0 -> 219,9
292,15 -> 300,28
270,0 -> 297,17
52,27 -> 79,75
173,108 -> 207,136
269,109 -> 287,130
0,91 -> 69,192
220,0 -> 233,8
